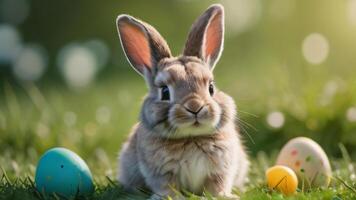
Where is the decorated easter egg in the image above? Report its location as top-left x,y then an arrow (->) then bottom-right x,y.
276,137 -> 331,188
35,148 -> 94,198
266,165 -> 298,195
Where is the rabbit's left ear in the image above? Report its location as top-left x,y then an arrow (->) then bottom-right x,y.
183,4 -> 224,70
116,15 -> 172,77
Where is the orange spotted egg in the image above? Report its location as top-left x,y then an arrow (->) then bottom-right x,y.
276,137 -> 332,188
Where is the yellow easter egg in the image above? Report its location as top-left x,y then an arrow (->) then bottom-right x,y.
266,165 -> 298,195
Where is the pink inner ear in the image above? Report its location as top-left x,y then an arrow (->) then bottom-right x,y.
205,12 -> 222,60
119,21 -> 151,71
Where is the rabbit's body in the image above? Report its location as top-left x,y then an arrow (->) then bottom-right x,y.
115,4 -> 249,198
119,121 -> 248,196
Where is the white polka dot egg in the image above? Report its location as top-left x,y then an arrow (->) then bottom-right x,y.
276,137 -> 332,189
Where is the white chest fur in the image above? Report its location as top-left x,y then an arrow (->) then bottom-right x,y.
178,148 -> 212,193
137,128 -> 243,195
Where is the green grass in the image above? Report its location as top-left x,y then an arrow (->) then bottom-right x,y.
0,153 -> 355,200
0,70 -> 356,199
1,0 -> 356,199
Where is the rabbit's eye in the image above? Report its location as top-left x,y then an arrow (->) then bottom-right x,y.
209,82 -> 214,96
160,86 -> 170,101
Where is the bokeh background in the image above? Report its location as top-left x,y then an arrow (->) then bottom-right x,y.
0,0 -> 356,179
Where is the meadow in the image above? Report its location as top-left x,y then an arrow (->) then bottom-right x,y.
1,0 -> 356,199
0,73 -> 355,199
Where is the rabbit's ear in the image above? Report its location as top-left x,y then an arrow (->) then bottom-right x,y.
117,15 -> 172,76
183,4 -> 224,70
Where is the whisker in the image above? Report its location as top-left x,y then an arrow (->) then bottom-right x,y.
236,117 -> 258,132
237,120 -> 256,145
238,109 -> 259,118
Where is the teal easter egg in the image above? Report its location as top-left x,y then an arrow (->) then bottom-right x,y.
35,148 -> 94,198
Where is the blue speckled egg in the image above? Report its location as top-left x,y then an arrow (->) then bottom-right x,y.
35,147 -> 94,198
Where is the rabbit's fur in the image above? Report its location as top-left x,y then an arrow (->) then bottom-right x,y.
116,4 -> 249,198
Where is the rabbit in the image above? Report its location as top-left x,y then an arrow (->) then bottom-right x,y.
115,4 -> 249,199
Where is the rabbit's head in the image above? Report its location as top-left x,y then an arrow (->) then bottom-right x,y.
116,4 -> 236,138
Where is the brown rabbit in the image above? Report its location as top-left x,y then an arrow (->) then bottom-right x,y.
116,4 -> 249,199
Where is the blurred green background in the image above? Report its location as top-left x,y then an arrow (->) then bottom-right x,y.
0,0 -> 356,179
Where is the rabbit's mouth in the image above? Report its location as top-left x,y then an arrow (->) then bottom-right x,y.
193,121 -> 201,127
169,105 -> 218,126
165,103 -> 222,138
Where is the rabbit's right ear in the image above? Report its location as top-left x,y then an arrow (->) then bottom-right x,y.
183,4 -> 224,70
116,15 -> 172,76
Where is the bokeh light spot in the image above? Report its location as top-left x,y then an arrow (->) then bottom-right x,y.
348,0 -> 356,26
0,24 -> 22,64
57,44 -> 98,90
302,33 -> 329,65
320,80 -> 339,106
351,173 -> 356,181
13,44 -> 47,81
346,107 -> 356,122
267,111 -> 285,129
84,39 -> 110,69
222,0 -> 261,35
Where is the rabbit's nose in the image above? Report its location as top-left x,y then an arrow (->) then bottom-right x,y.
184,99 -> 204,115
